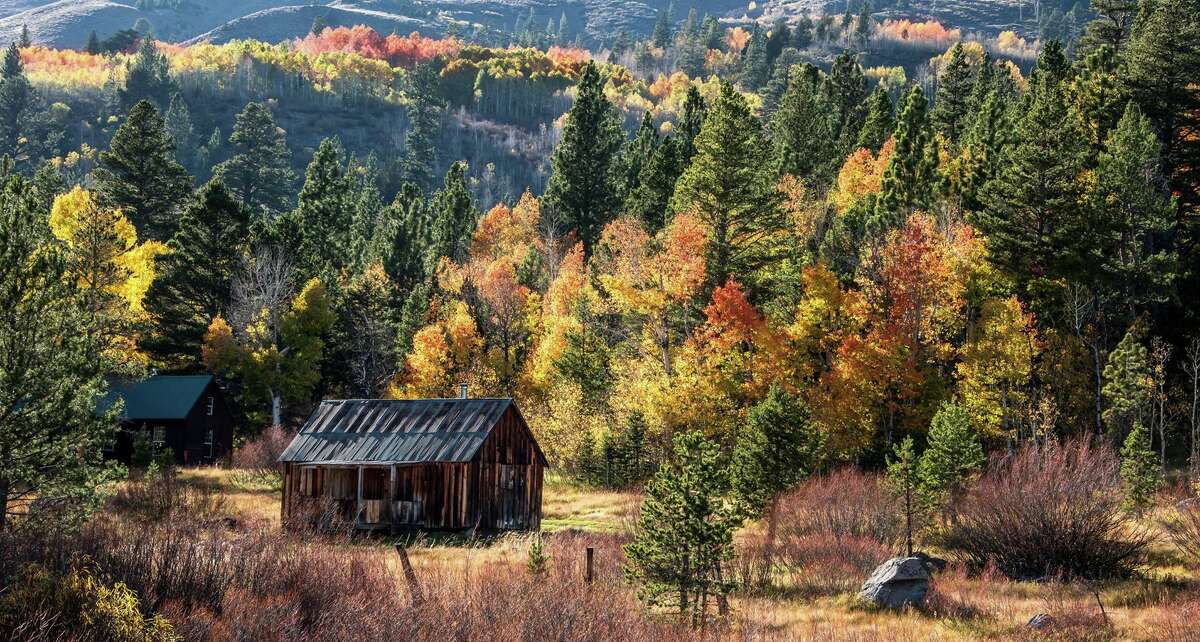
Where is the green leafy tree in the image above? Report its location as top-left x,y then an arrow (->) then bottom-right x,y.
872,85 -> 934,233
886,435 -> 921,557
144,179 -> 250,370
917,401 -> 985,515
544,62 -> 623,251
1119,421 -> 1160,516
671,81 -> 785,289
1103,323 -> 1152,440
730,386 -> 823,551
772,63 -> 836,184
214,102 -> 296,222
856,86 -> 894,153
624,431 -> 739,625
0,177 -> 121,530
94,100 -> 193,240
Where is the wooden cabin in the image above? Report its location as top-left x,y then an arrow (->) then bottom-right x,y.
278,397 -> 546,532
98,375 -> 235,466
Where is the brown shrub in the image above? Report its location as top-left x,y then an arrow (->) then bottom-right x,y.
110,471 -> 228,526
1162,498 -> 1200,566
233,425 -> 295,476
774,468 -> 899,545
941,438 -> 1152,580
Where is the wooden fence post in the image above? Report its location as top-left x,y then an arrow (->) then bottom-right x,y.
395,544 -> 424,607
585,547 -> 594,584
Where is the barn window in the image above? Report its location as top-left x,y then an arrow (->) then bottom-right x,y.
206,396 -> 215,416
500,465 -> 516,490
152,426 -> 165,447
205,429 -> 214,458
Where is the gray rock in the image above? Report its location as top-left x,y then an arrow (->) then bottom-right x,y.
858,557 -> 930,609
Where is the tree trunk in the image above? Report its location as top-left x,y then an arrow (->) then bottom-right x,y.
271,391 -> 282,427
0,475 -> 8,531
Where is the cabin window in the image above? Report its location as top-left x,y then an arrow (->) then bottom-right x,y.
205,429 -> 214,458
500,464 -> 516,490
206,396 -> 214,416
152,426 -> 165,447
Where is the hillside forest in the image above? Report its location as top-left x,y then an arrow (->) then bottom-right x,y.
1,0 -> 1200,637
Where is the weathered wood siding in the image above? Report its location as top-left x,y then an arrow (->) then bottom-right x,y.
472,406 -> 544,530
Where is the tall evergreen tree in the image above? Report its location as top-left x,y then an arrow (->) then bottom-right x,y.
772,63 -> 836,184
1119,421 -> 1160,516
144,180 -> 250,369
118,39 -> 176,110
856,86 -> 894,153
740,26 -> 770,91
872,85 -> 934,233
651,5 -> 673,49
624,431 -> 738,625
678,86 -> 706,163
0,43 -> 31,162
215,102 -> 296,222
1071,45 -> 1128,153
620,111 -> 659,200
671,81 -> 785,289
885,435 -> 921,557
163,93 -> 196,172
1103,323 -> 1152,440
1122,0 -> 1200,221
371,183 -> 430,291
931,42 -> 977,144
974,48 -> 1091,302
730,386 -> 823,543
94,100 -> 193,240
1080,0 -> 1140,53
822,51 -> 868,153
85,30 -> 101,55
0,176 -> 120,530
426,161 -> 479,269
276,137 -> 353,281
627,135 -> 684,234
1089,102 -> 1176,314
544,62 -> 623,252
402,61 -> 445,192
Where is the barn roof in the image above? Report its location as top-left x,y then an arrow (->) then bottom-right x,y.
97,375 -> 215,421
278,398 -> 545,465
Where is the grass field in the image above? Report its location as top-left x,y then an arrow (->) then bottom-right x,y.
156,467 -> 1200,641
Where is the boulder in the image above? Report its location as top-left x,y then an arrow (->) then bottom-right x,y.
858,557 -> 931,609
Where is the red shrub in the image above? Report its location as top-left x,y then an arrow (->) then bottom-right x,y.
233,425 -> 295,475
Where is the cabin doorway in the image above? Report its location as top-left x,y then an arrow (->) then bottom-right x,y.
498,464 -> 528,529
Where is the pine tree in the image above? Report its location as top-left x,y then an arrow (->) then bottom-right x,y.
973,47 -> 1091,301
856,86 -> 894,153
0,177 -> 120,530
822,51 -> 868,153
0,43 -> 31,161
1122,0 -> 1200,219
18,24 -> 31,48
544,62 -> 623,252
772,63 -> 836,184
1089,102 -> 1176,313
85,30 -> 101,55
426,161 -> 478,269
619,111 -> 659,200
214,102 -> 296,222
94,100 -> 193,240
1103,323 -> 1152,440
730,386 -> 823,557
118,39 -> 176,110
276,137 -> 353,281
931,42 -> 977,144
1120,421 -> 1160,516
624,431 -> 738,625
402,61 -> 444,192
917,401 -> 985,514
885,435 -> 921,557
164,93 -> 196,171
144,179 -> 250,370
1071,45 -> 1128,153
371,183 -> 430,291
671,81 -> 785,289
872,85 -> 934,233
678,86 -> 706,163
1080,0 -> 1140,53
651,6 -> 673,49
853,0 -> 872,50
626,135 -> 684,233
740,26 -> 770,91
955,89 -> 1008,213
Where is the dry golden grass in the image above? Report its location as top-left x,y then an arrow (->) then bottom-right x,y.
148,467 -> 1200,641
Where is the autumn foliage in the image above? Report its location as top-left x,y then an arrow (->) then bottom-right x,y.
294,27 -> 462,68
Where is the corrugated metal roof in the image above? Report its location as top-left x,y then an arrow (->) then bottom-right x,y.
278,398 -> 518,464
97,375 -> 214,421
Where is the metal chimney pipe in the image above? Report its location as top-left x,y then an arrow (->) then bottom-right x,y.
458,383 -> 468,399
